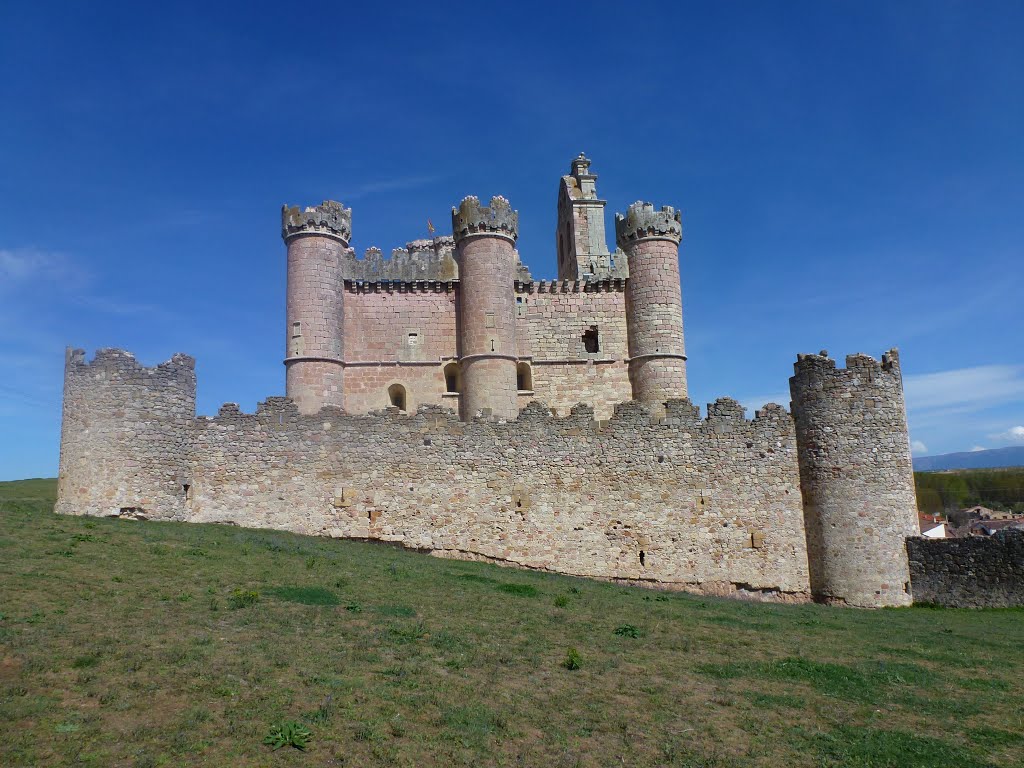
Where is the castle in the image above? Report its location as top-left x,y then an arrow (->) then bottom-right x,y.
56,155 -> 921,608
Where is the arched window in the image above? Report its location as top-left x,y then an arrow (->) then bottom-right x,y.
443,362 -> 461,393
388,384 -> 407,412
516,362 -> 532,392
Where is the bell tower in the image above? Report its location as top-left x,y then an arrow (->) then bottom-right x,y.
556,153 -> 615,280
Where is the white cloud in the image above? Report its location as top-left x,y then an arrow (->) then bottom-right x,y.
0,248 -> 84,286
911,440 -> 928,455
989,425 -> 1024,444
970,445 -> 987,452
344,175 -> 442,200
903,365 -> 1024,413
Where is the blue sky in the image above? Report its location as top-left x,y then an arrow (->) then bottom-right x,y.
1,1 -> 1022,480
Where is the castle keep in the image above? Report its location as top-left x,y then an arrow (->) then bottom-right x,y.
56,155 -> 921,608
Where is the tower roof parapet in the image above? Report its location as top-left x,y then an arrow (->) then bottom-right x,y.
281,200 -> 352,245
451,195 -> 518,245
614,202 -> 683,247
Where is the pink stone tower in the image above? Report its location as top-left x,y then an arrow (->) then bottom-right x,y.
451,195 -> 520,420
281,201 -> 350,414
615,202 -> 688,404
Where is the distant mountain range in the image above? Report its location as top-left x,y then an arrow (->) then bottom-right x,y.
913,446 -> 1024,472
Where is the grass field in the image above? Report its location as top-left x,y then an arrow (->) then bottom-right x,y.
2,478 -> 1023,767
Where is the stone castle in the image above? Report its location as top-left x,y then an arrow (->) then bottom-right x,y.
56,154 -> 921,608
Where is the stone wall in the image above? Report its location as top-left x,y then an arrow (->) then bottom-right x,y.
56,348 -> 196,520
907,531 -> 1024,608
516,281 -> 631,418
342,282 -> 459,414
181,396 -> 811,598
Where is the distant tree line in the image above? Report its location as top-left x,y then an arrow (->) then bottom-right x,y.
915,468 -> 1024,516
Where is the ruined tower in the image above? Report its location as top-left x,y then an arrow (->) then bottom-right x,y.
452,195 -> 520,420
789,349 -> 920,608
616,202 -> 688,404
556,153 -> 618,280
56,348 -> 196,520
281,201 -> 350,414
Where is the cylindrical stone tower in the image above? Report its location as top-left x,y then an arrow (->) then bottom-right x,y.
281,201 -> 350,414
56,347 -> 196,520
451,195 -> 520,420
615,202 -> 688,405
789,349 -> 920,608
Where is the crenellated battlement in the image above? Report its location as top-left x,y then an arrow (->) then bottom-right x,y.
792,348 -> 903,389
335,237 -> 461,281
516,277 -> 626,294
68,348 -> 197,376
281,200 -> 352,245
615,202 -> 683,246
193,388 -> 790,440
452,195 -> 519,244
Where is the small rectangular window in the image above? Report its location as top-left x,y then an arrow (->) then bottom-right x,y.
407,331 -> 420,347
485,312 -> 495,329
582,325 -> 600,353
291,322 -> 301,338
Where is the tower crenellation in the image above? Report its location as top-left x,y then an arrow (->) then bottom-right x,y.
281,200 -> 352,245
452,195 -> 519,243
614,202 -> 683,245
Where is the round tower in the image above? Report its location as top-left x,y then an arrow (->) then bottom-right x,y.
56,348 -> 196,520
615,202 -> 688,405
282,201 -> 350,414
451,195 -> 519,420
789,349 -> 920,608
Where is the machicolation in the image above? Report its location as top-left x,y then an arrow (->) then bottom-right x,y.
56,154 -> 926,608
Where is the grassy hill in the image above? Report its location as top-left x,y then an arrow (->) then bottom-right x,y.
1,480 -> 1022,767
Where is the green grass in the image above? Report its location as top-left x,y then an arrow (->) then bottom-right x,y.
2,478 -> 1023,767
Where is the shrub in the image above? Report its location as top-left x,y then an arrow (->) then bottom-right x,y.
564,647 -> 582,670
614,624 -> 641,638
554,595 -> 570,608
263,721 -> 312,751
228,589 -> 259,609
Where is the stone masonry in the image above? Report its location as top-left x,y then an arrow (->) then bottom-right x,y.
56,154 -> 924,606
906,530 -> 1024,608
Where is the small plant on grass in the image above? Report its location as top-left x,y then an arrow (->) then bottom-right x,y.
263,721 -> 312,751
228,589 -> 259,609
305,695 -> 334,725
345,601 -> 362,613
614,624 -> 641,638
554,595 -> 570,608
564,647 -> 582,670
